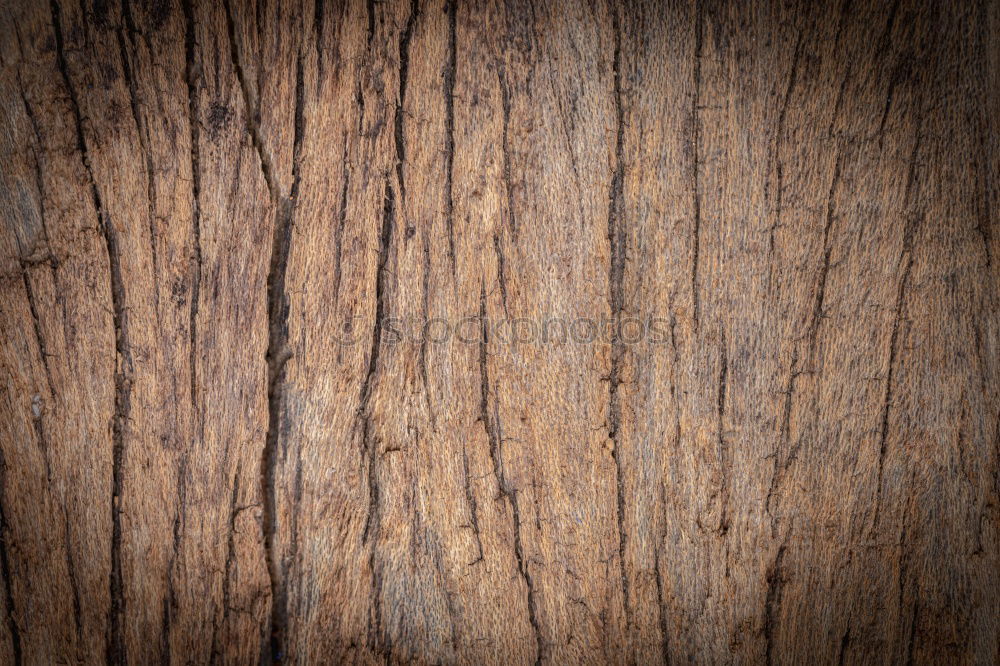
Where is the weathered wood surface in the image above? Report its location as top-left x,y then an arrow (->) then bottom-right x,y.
0,0 -> 998,663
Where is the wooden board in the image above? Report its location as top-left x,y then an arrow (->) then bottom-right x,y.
0,0 -> 997,663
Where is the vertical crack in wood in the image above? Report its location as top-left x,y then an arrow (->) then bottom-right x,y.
333,140 -> 349,304
359,0 -> 416,543
313,0 -> 325,79
355,76 -> 366,137
20,271 -> 55,404
829,66 -> 850,139
832,0 -> 852,50
827,4 -> 854,137
606,1 -> 632,642
873,0 -> 902,152
460,446 -> 484,565
180,9 -> 201,629
419,233 -> 437,429
716,330 -> 729,535
395,0 -> 417,207
0,449 -> 23,666
165,465 -> 184,658
183,0 -> 203,423
61,507 -> 83,644
356,13 -> 419,650
260,50 -> 305,664
974,148 -> 994,269
766,349 -> 798,535
50,1 -> 130,662
492,233 -> 510,315
287,447 -> 304,614
14,50 -> 55,258
17,87 -> 58,399
971,319 -> 991,420
117,10 -> 178,655
356,176 -> 395,657
875,0 -> 901,63
366,0 -> 376,48
124,20 -> 162,660
766,28 -> 804,290
222,0 -> 279,200
290,55 -> 306,201
837,625 -> 851,665
873,99 -> 925,532
224,0 -> 310,655
772,28 -> 803,213
497,65 -> 518,241
972,0 -> 993,269
116,8 -> 159,323
477,284 -> 504,502
690,2 -> 703,331
972,0 -> 995,265
808,147 -> 844,364
768,142 -> 846,532
904,600 -> 919,664
763,536 -> 789,665
877,64 -> 903,153
896,488 -> 918,663
654,548 -> 670,665
359,178 -> 394,542
668,312 -> 681,450
443,0 -> 457,275
476,283 -> 543,665
774,377 -> 802,492
211,472 -> 241,660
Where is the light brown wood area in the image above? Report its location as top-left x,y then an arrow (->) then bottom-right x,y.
1,0 -> 998,663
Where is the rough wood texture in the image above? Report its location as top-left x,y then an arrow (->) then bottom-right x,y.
1,0 -> 998,663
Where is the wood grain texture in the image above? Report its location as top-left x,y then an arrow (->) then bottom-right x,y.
0,0 -> 997,663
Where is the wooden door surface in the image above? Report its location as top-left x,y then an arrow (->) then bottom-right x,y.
1,0 -> 998,663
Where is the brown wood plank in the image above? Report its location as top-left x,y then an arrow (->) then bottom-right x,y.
0,0 -> 996,663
